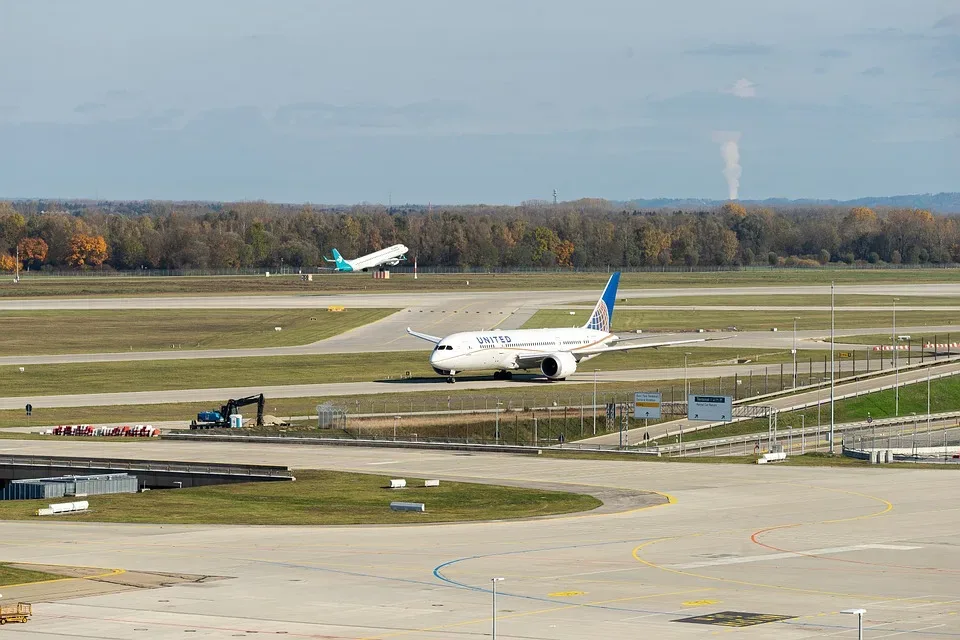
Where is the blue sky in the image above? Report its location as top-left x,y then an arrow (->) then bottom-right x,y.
0,0 -> 957,203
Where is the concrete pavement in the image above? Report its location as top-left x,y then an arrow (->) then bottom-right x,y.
0,441 -> 957,638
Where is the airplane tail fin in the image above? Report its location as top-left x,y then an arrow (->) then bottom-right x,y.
583,272 -> 620,333
327,248 -> 352,271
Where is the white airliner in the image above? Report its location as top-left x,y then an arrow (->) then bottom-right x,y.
407,272 -> 709,383
324,244 -> 409,272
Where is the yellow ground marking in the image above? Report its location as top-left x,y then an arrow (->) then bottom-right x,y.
548,590 -> 586,597
359,587 -> 712,640
683,599 -> 720,606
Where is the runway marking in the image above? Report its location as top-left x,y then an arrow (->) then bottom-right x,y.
683,599 -> 720,606
366,460 -> 399,465
547,590 -> 586,597
632,484 -> 955,603
751,483 -> 960,574
671,544 -> 921,569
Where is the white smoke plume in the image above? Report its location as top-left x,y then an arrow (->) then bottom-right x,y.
711,130 -> 742,200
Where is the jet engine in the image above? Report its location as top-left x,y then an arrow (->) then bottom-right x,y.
540,352 -> 577,380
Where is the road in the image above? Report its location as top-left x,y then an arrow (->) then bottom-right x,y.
0,440 -> 957,639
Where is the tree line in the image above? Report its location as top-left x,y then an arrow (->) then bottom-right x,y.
0,199 -> 955,271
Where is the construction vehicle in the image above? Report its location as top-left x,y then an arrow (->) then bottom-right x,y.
0,602 -> 32,624
190,394 -> 264,429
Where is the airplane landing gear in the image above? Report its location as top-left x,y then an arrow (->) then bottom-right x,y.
493,371 -> 513,380
446,377 -> 456,384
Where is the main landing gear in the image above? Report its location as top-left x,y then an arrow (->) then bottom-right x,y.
492,371 -> 513,380
446,376 -> 456,384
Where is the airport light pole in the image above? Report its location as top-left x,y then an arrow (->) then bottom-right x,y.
893,298 -> 899,416
593,369 -> 599,435
830,281 -> 835,452
841,608 -> 866,640
491,577 -> 504,640
793,317 -> 799,387
683,352 -> 691,400
393,415 -> 400,441
495,401 -> 503,444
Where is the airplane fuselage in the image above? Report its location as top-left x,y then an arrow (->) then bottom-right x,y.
429,327 -> 612,376
336,244 -> 408,271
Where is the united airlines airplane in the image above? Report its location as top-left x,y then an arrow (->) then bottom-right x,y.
324,244 -> 409,272
407,272 -> 708,383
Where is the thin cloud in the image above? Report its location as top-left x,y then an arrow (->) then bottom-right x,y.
934,68 -> 960,78
73,102 -> 106,114
933,14 -> 960,30
687,43 -> 773,56
819,48 -> 851,58
722,78 -> 756,98
861,66 -> 885,76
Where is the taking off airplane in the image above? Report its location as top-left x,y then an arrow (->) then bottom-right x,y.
324,244 -> 409,271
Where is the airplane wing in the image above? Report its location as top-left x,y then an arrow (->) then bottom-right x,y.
574,337 -> 717,357
406,327 -> 442,344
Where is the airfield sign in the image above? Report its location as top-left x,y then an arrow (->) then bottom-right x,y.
687,395 -> 733,422
634,392 -> 662,419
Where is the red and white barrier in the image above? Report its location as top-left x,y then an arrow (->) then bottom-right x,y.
51,424 -> 158,438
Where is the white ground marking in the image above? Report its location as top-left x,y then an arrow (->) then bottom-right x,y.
670,544 -> 921,569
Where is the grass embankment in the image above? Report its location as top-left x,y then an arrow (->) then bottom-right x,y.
0,470 -> 601,525
3,268 -> 960,298
601,294 -> 960,307
0,347 -> 815,398
526,308 -> 960,332
0,308 -> 396,355
674,373 -> 960,446
0,563 -> 63,587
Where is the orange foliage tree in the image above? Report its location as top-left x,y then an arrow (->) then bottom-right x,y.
17,237 -> 48,269
0,254 -> 15,272
67,234 -> 108,268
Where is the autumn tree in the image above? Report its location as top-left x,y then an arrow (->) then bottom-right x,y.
0,254 -> 16,272
17,237 -> 48,270
67,234 -> 109,268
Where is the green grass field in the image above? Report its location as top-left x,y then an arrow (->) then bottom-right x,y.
0,346 -> 818,398
676,372 -> 960,445
599,294 -> 960,307
526,308 -> 960,332
0,308 -> 395,355
0,563 -> 62,587
0,470 -> 601,524
4,268 -> 960,298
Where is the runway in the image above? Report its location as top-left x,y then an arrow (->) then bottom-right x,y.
0,440 -> 957,638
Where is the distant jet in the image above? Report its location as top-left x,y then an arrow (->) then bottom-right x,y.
324,244 -> 409,272
407,271 -> 712,383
